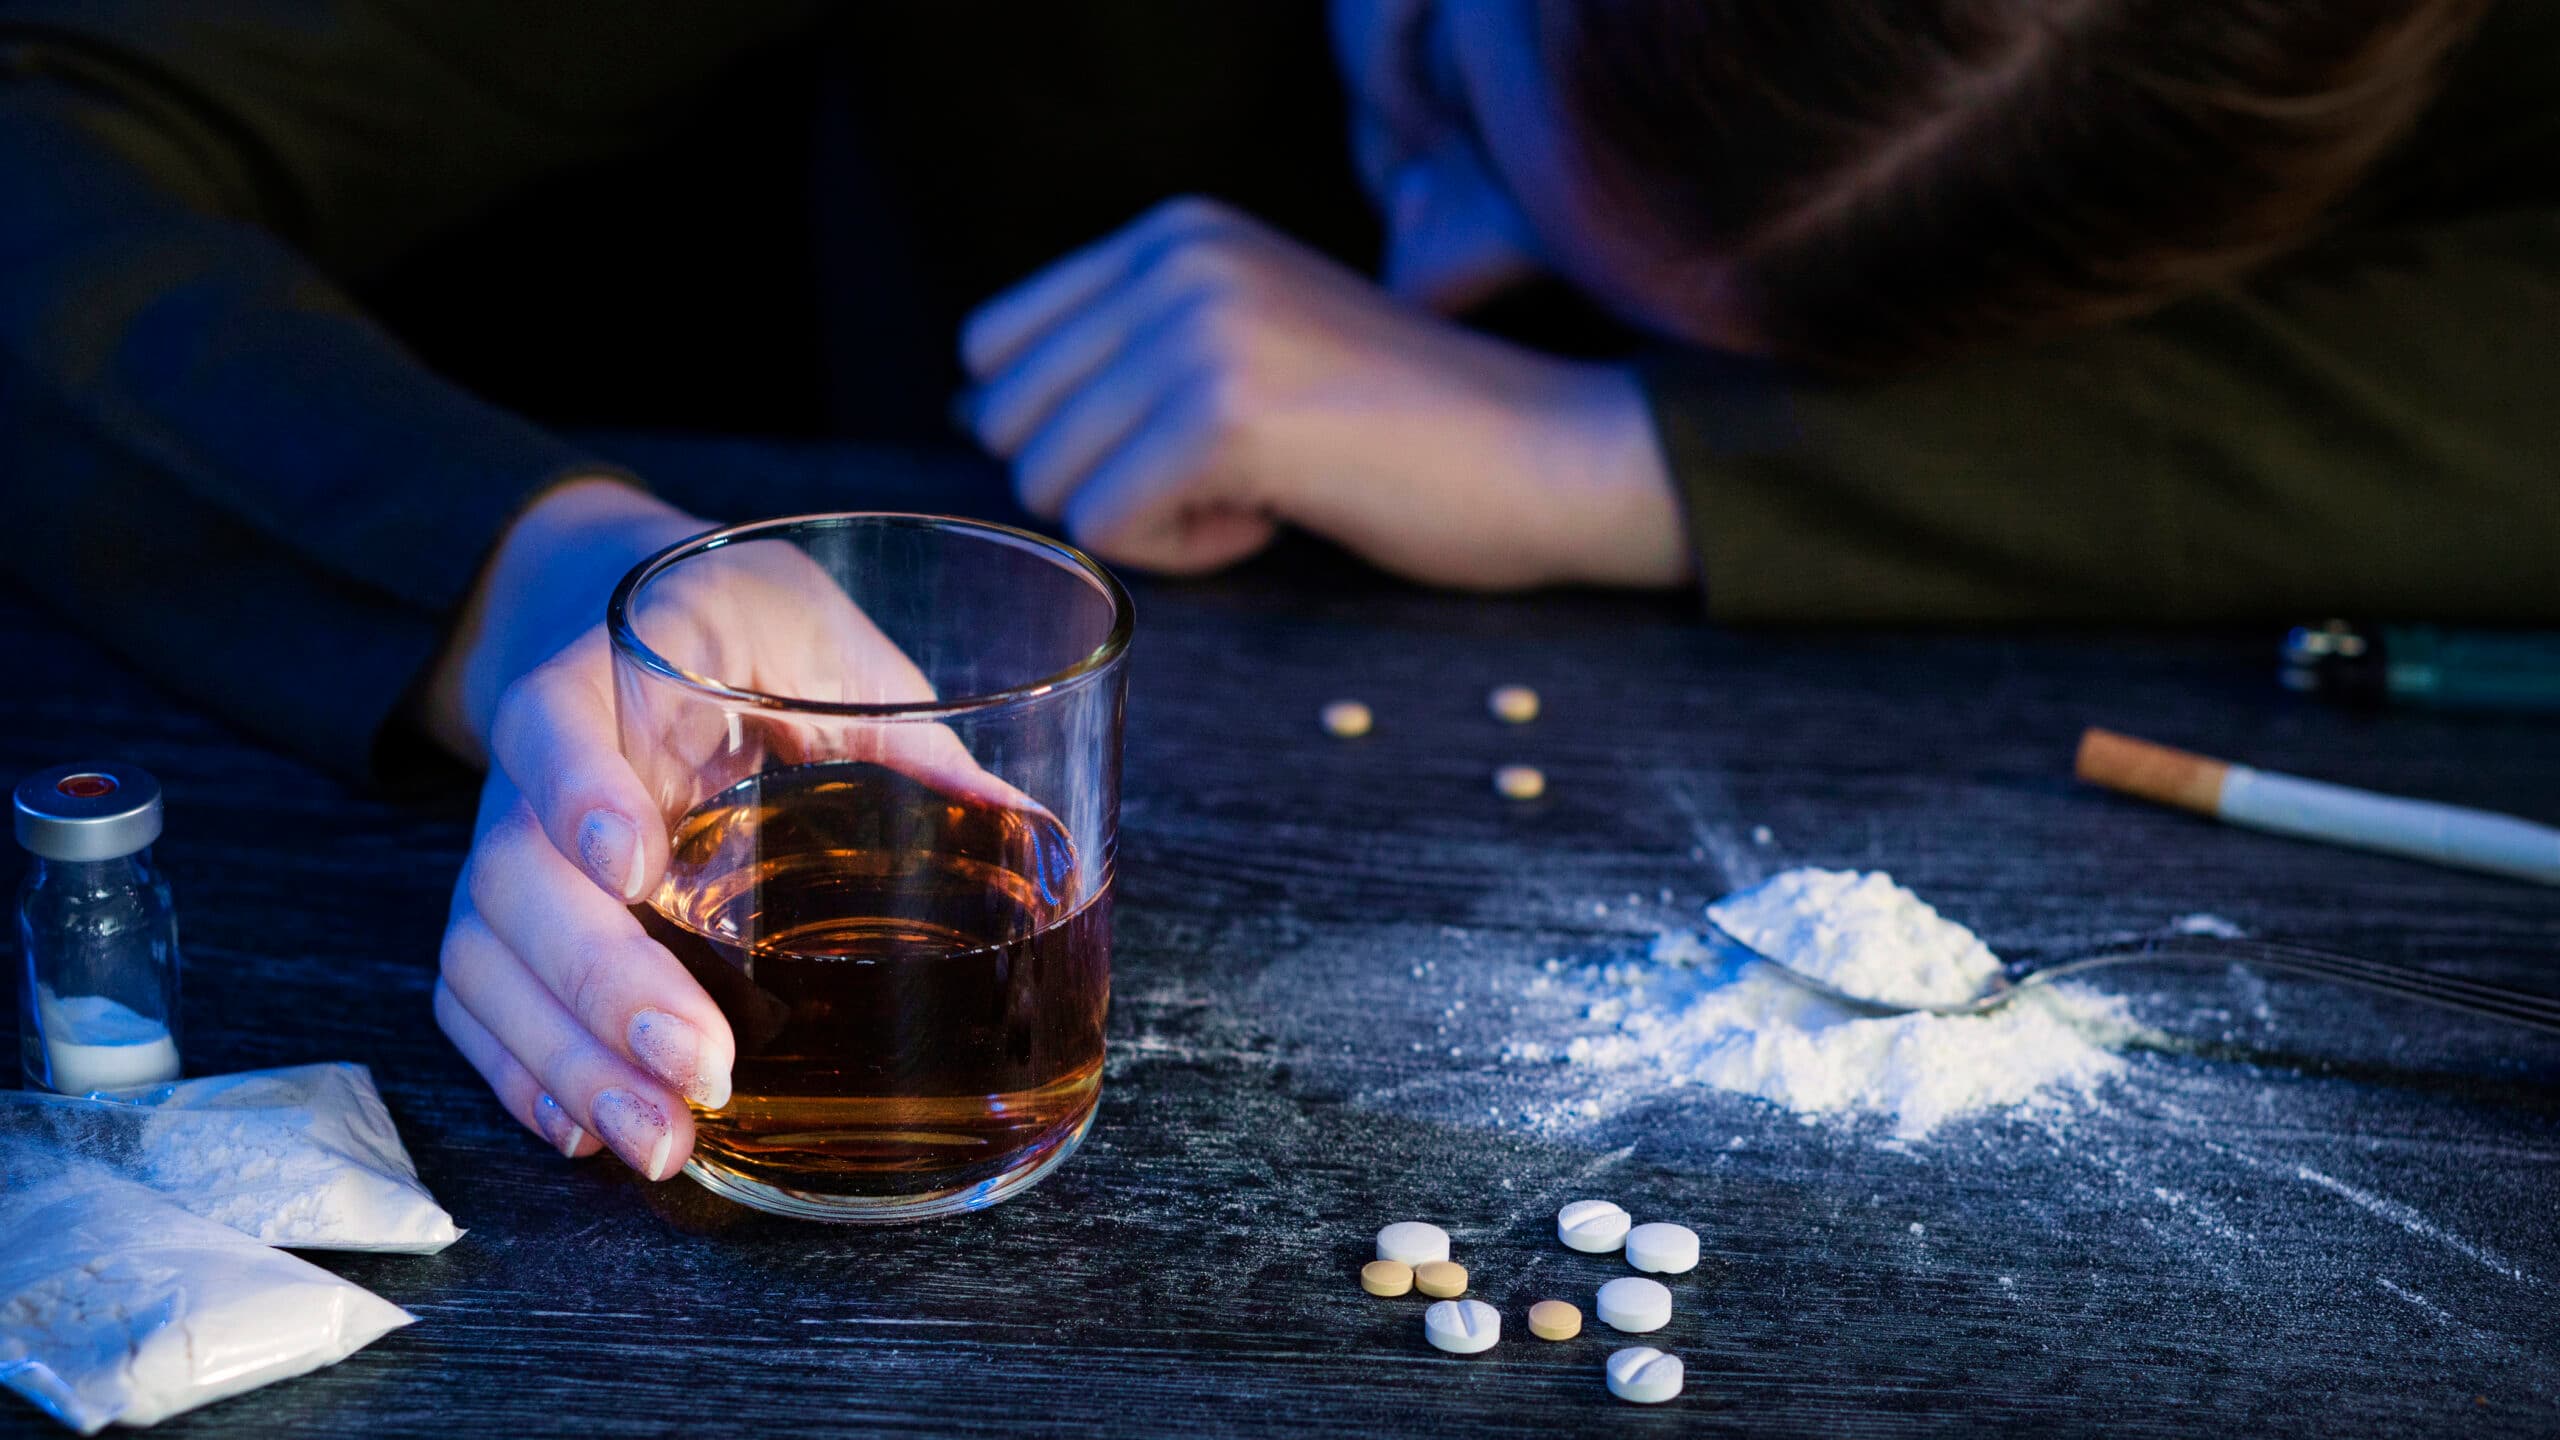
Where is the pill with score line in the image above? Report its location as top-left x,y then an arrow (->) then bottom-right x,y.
1606,1347 -> 1684,1404
1423,1299 -> 1502,1354
1557,1199 -> 1630,1253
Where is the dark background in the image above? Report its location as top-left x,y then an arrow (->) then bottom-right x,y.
357,3 -> 1381,444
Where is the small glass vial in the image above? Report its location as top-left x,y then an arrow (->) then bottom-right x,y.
14,761 -> 183,1093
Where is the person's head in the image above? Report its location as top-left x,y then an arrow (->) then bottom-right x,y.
1335,0 -> 2489,374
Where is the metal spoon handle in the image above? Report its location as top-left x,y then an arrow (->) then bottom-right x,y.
2008,940 -> 2560,1035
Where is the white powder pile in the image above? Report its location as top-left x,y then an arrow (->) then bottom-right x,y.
1713,869 -> 2008,1008
1522,869 -> 2142,1140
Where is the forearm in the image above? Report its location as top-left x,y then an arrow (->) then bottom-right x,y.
1648,211 -> 2560,623
0,4 -> 834,782
0,84 -> 628,779
1532,364 -> 1693,591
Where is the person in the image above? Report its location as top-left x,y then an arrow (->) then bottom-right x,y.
1,1 -> 2549,1179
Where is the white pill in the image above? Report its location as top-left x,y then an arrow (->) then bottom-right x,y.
1557,1199 -> 1631,1253
1376,1220 -> 1451,1265
1606,1346 -> 1685,1404
1423,1299 -> 1502,1354
1626,1221 -> 1701,1275
1595,1276 -> 1672,1333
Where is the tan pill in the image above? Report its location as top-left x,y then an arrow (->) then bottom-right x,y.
1528,1300 -> 1582,1341
1361,1260 -> 1414,1297
1321,700 -> 1373,739
1414,1260 -> 1468,1298
1493,764 -> 1546,801
1488,685 -> 1541,724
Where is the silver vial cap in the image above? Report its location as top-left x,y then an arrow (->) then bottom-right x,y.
14,762 -> 164,862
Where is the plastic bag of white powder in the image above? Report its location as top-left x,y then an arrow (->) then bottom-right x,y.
0,1157 -> 414,1434
0,1064 -> 453,1431
0,1063 -> 458,1253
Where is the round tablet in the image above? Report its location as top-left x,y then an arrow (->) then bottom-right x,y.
1488,685 -> 1541,725
1528,1300 -> 1582,1341
1423,1299 -> 1502,1355
1557,1199 -> 1631,1253
1606,1346 -> 1685,1404
1376,1221 -> 1451,1265
1321,700 -> 1373,739
1360,1260 -> 1414,1297
1493,764 -> 1546,801
1595,1276 -> 1672,1334
1414,1260 -> 1468,1298
1626,1222 -> 1700,1275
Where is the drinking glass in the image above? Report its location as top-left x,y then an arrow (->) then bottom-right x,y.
609,514 -> 1130,1222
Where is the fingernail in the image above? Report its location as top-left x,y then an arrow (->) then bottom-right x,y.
629,1008 -> 731,1110
590,1088 -> 676,1181
533,1092 -> 586,1157
578,810 -> 644,901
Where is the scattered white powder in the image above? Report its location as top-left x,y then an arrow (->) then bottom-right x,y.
1519,869 -> 2144,1140
1645,930 -> 1715,967
34,989 -> 179,1095
2170,913 -> 2247,939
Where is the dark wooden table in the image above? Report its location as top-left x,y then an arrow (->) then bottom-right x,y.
5,440 -> 2556,1438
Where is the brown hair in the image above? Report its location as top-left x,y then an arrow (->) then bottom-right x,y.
1554,0 -> 2491,375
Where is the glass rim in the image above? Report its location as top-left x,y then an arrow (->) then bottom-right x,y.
607,512 -> 1134,720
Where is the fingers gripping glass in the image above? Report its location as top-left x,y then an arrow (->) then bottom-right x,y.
609,514 -> 1132,1222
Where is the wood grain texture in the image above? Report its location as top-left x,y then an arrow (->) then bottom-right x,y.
3,441 -> 2556,1438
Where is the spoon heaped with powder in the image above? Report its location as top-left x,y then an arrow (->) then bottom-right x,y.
1710,869 -> 2560,1033
1539,870 -> 2137,1140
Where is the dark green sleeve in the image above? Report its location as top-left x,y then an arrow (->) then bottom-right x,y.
1646,206 -> 2560,624
0,3 -> 817,782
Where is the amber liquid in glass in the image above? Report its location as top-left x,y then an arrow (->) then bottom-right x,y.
634,761 -> 1110,1200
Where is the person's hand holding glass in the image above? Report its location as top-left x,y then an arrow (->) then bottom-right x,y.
423,483 -> 1129,1220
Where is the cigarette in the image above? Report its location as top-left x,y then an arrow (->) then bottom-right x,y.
2074,727 -> 2560,886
